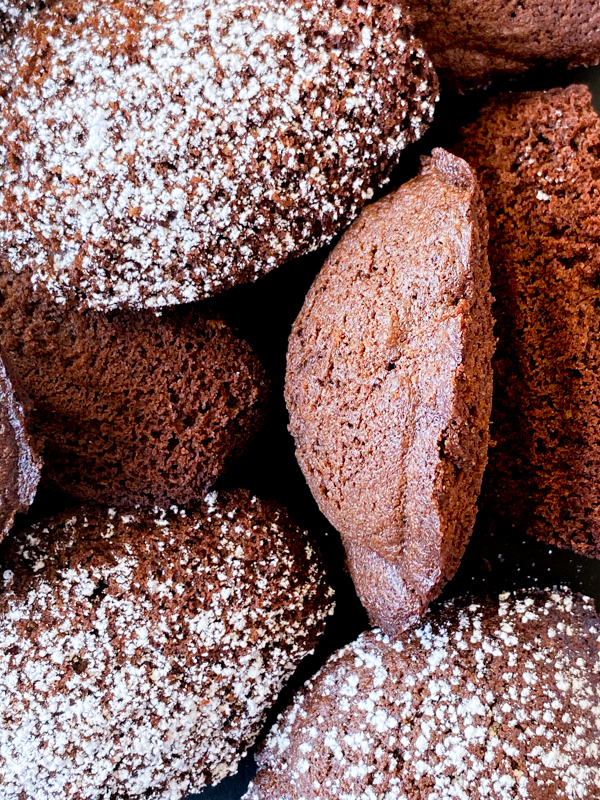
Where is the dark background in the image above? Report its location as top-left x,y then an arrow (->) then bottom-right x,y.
19,62 -> 600,800
182,62 -> 600,800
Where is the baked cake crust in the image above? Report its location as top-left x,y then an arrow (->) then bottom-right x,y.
0,0 -> 43,50
0,270 -> 269,507
455,85 -> 600,558
286,149 -> 494,636
245,588 -> 600,800
0,350 -> 41,540
0,491 -> 335,799
0,0 -> 437,310
408,0 -> 600,91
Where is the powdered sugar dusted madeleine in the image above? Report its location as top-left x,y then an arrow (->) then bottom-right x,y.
0,0 -> 438,310
245,588 -> 600,800
0,491 -> 335,799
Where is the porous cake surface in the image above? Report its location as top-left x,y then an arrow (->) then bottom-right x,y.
408,0 -> 600,90
0,491 -> 335,799
0,270 -> 268,507
455,85 -> 600,558
286,149 -> 493,636
0,0 -> 437,310
245,588 -> 600,800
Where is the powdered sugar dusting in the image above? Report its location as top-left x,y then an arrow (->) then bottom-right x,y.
0,0 -> 437,310
245,588 -> 600,800
0,0 -> 39,51
0,491 -> 335,798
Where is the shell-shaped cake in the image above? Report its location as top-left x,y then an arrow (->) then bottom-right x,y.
245,587 -> 600,800
455,85 -> 600,558
407,0 -> 600,91
0,270 -> 269,507
0,0 -> 438,310
286,149 -> 494,636
0,491 -> 335,799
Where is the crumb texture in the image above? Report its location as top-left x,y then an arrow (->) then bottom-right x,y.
285,148 -> 494,636
455,85 -> 600,558
0,491 -> 335,799
0,0 -> 437,310
0,351 -> 41,540
0,270 -> 268,507
407,0 -> 600,90
245,587 -> 600,800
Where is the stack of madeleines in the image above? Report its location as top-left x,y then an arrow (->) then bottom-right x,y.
0,1 -> 598,799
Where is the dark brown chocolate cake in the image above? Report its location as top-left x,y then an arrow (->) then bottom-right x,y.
245,588 -> 600,800
0,350 -> 41,539
286,149 -> 494,637
0,270 -> 268,507
0,491 -> 335,799
407,0 -> 600,91
455,85 -> 600,559
0,0 -> 438,310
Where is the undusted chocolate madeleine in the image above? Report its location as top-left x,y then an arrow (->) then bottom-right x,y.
0,491 -> 335,799
245,588 -> 600,800
0,351 -> 41,539
407,0 -> 600,91
285,149 -> 494,637
455,85 -> 600,559
0,0 -> 438,311
0,270 -> 268,507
